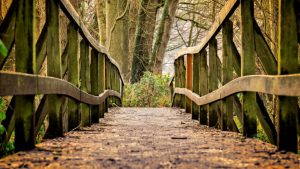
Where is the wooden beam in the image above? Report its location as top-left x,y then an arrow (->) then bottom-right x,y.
98,53 -> 105,118
277,0 -> 299,153
173,60 -> 181,107
192,53 -> 200,120
186,54 -> 192,113
178,57 -> 186,109
14,0 -> 36,151
199,50 -> 208,125
241,0 -> 257,137
36,25 -> 48,72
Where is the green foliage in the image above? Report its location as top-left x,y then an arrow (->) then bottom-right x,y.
0,40 -> 8,58
124,72 -> 171,107
0,98 -> 6,135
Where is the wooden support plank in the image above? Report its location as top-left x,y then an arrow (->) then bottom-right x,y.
34,96 -> 48,136
208,38 -> 219,127
91,49 -> 99,123
98,53 -> 105,118
103,57 -> 108,113
192,53 -> 200,120
67,23 -> 80,131
277,0 -> 299,153
0,0 -> 16,68
173,60 -> 181,107
297,0 -> 300,44
36,25 -> 48,72
178,57 -> 186,109
241,0 -> 257,137
14,0 -> 36,151
222,20 -> 234,131
46,0 -> 63,138
199,50 -> 208,125
80,40 -> 91,126
105,57 -> 111,109
185,54 -> 192,114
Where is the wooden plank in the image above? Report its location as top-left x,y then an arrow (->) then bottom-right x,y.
67,23 -> 80,131
222,20 -> 234,131
185,54 -> 192,113
199,50 -> 208,125
14,0 -> 36,151
91,49 -> 99,123
173,60 -> 181,107
178,57 -> 186,109
36,25 -> 48,71
241,0 -> 257,137
98,53 -> 105,118
297,0 -> 300,44
172,74 -> 300,106
175,0 -> 239,59
80,40 -> 91,127
277,0 -> 299,153
34,96 -> 48,136
0,0 -> 16,68
192,53 -> 200,120
105,57 -> 111,109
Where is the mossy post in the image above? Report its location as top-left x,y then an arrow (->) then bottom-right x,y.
178,57 -> 186,108
222,20 -> 234,131
173,60 -> 181,107
241,0 -> 257,137
277,0 -> 298,153
185,54 -> 193,113
67,23 -> 80,130
98,53 -> 105,118
192,53 -> 200,120
46,0 -> 63,138
80,40 -> 91,127
208,38 -> 219,127
14,0 -> 36,151
199,50 -> 208,125
105,57 -> 111,109
91,49 -> 99,123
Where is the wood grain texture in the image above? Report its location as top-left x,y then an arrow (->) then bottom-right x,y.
173,74 -> 300,106
0,72 -> 121,104
174,0 -> 239,60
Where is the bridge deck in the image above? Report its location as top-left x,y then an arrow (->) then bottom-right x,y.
0,108 -> 299,168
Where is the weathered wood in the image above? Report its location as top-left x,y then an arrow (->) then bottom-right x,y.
199,50 -> 208,125
241,0 -> 257,137
14,0 -> 35,151
172,74 -> 300,106
91,49 -> 100,123
34,96 -> 48,136
0,72 -> 121,104
46,0 -> 63,138
208,38 -> 219,127
178,57 -> 186,109
277,0 -> 299,153
192,53 -> 200,120
297,0 -> 300,44
175,0 -> 239,59
222,20 -> 235,131
80,40 -> 91,126
67,23 -> 80,131
98,53 -> 105,118
185,54 -> 192,114
36,25 -> 48,72
253,20 -> 277,75
105,57 -> 111,109
173,60 -> 181,107
0,0 -> 16,68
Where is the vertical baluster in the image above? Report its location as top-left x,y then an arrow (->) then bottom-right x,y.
241,0 -> 257,137
46,0 -> 63,138
192,53 -> 200,120
91,49 -> 99,123
80,40 -> 91,127
185,54 -> 193,113
173,60 -> 181,107
208,38 -> 219,127
67,23 -> 80,130
98,53 -> 105,118
15,0 -> 36,150
178,57 -> 186,109
277,0 -> 298,153
199,50 -> 208,125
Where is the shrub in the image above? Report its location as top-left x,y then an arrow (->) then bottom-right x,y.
123,72 -> 171,107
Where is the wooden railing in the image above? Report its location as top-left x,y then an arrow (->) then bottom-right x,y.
170,0 -> 300,153
0,0 -> 124,151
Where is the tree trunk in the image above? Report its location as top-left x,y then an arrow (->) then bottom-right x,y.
96,0 -> 106,46
150,0 -> 179,74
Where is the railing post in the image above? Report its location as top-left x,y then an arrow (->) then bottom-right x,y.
98,53 -> 105,118
199,50 -> 208,125
241,0 -> 257,137
91,49 -> 99,123
277,0 -> 298,153
173,60 -> 181,107
105,57 -> 111,109
208,38 -> 219,127
46,0 -> 63,138
192,53 -> 200,120
221,20 -> 234,131
67,23 -> 80,130
186,54 -> 193,113
178,57 -> 186,109
14,0 -> 35,150
80,40 -> 91,127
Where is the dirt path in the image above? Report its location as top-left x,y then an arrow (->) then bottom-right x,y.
0,108 -> 299,168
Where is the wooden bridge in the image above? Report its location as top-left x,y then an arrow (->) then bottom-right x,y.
0,0 -> 299,168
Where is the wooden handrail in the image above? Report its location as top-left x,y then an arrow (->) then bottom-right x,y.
0,72 -> 121,105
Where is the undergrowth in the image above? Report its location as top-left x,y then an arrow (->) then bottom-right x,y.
123,72 -> 171,107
